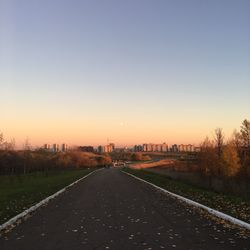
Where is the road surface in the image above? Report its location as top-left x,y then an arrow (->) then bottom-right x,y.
0,168 -> 249,249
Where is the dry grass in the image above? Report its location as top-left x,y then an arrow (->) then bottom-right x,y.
131,159 -> 200,172
131,159 -> 175,169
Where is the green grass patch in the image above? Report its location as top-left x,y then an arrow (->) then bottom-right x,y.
123,168 -> 250,224
0,169 -> 94,224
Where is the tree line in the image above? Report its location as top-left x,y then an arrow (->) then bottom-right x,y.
199,119 -> 250,179
0,134 -> 112,175
1,119 -> 249,177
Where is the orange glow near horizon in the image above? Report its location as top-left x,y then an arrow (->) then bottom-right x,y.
1,112 -> 246,149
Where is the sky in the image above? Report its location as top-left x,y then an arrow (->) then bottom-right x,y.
1,0 -> 250,148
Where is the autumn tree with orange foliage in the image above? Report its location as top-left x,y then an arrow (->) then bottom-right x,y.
199,137 -> 220,177
131,153 -> 143,161
221,140 -> 240,177
199,119 -> 250,179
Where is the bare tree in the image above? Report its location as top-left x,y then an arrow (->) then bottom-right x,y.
23,137 -> 31,174
23,137 -> 31,151
0,132 -> 4,150
214,128 -> 224,158
240,119 -> 250,148
232,129 -> 242,151
0,133 -> 16,151
4,138 -> 16,151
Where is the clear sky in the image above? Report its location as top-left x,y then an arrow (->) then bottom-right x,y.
1,0 -> 250,148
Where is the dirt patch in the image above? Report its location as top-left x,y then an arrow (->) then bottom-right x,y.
131,159 -> 176,169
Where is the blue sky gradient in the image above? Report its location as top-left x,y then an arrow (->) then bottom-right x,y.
1,0 -> 250,147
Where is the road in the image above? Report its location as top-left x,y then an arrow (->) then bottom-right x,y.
0,168 -> 249,250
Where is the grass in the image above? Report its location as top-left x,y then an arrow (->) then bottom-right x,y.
123,167 -> 250,224
130,159 -> 174,169
0,169 -> 94,225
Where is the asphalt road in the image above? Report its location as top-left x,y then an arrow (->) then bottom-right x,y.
0,168 -> 249,250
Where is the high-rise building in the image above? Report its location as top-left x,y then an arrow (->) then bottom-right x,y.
44,144 -> 50,151
143,144 -> 147,152
171,144 -> 178,152
147,144 -> 153,152
142,143 -> 168,152
134,145 -> 143,152
102,143 -> 115,153
109,143 -> 115,152
178,144 -> 194,152
52,144 -> 59,152
187,144 -> 194,152
62,144 -> 68,152
152,144 -> 157,152
97,145 -> 104,153
156,144 -> 163,152
178,144 -> 184,152
162,143 -> 168,152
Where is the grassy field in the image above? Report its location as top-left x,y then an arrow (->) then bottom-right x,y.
0,169 -> 94,225
123,168 -> 250,224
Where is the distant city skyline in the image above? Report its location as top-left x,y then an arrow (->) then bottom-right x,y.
1,0 -> 249,149
42,142 -> 200,154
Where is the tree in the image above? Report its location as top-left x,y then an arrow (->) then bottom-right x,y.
242,156 -> 250,178
4,138 -> 15,151
221,140 -> 240,177
214,128 -> 224,159
0,133 -> 15,151
131,153 -> 142,161
23,137 -> 31,174
240,119 -> 250,148
232,129 -> 242,152
0,132 -> 4,150
199,137 -> 220,178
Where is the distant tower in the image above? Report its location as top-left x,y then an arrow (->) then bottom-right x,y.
97,145 -> 104,153
53,144 -> 59,152
110,143 -> 115,152
162,143 -> 168,152
44,144 -> 50,151
62,144 -> 68,152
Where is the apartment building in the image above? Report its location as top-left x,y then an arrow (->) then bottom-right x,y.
134,145 -> 143,152
52,144 -> 59,152
101,143 -> 115,153
62,144 -> 68,152
142,143 -> 168,152
178,144 -> 194,152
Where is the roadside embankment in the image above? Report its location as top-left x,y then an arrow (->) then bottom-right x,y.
123,167 -> 250,224
0,169 -> 94,225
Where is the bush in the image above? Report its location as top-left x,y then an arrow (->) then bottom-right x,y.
0,150 -> 112,175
